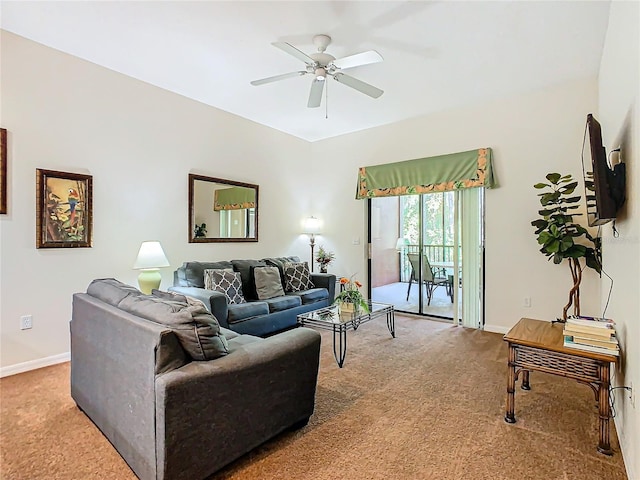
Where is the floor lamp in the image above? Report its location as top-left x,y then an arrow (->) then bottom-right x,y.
303,216 -> 321,272
133,241 -> 170,294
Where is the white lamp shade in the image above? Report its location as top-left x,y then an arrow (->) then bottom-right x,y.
303,216 -> 322,234
395,237 -> 409,251
133,241 -> 170,270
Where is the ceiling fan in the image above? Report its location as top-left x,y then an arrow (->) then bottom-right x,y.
251,34 -> 384,108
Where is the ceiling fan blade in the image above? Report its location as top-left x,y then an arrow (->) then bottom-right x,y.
332,73 -> 383,99
272,42 -> 317,66
307,78 -> 325,108
331,50 -> 383,70
250,71 -> 306,86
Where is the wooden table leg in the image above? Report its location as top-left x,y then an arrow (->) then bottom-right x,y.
597,362 -> 613,455
521,369 -> 531,390
505,343 -> 516,423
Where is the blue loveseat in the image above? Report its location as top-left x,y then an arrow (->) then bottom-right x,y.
169,256 -> 335,337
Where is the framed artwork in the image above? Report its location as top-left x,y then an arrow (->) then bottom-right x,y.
36,169 -> 93,248
1,128 -> 6,214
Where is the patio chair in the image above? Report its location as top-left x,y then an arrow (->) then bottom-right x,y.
405,253 -> 451,305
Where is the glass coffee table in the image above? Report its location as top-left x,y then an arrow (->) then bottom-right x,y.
297,302 -> 395,368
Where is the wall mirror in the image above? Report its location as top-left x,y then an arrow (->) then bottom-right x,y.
189,174 -> 258,243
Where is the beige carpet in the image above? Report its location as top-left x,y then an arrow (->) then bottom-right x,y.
0,315 -> 628,479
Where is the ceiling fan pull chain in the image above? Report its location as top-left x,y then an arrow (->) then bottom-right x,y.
325,79 -> 329,119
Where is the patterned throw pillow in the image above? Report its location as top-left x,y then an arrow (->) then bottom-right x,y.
206,270 -> 246,304
203,268 -> 234,291
284,262 -> 314,292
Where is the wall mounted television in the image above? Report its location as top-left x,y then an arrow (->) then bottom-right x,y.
582,113 -> 626,227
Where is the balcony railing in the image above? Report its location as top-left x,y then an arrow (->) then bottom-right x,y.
400,244 -> 458,282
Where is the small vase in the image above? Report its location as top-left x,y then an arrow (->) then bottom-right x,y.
339,302 -> 357,315
320,265 -> 328,274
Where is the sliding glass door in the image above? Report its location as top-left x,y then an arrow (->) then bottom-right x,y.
368,188 -> 484,327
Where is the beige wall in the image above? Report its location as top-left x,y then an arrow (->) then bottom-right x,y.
370,196 -> 400,288
598,1 -> 639,478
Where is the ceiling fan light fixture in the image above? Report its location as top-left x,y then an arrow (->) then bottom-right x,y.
251,34 -> 384,108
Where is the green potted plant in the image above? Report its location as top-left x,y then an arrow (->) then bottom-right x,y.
194,223 -> 207,238
531,173 -> 601,321
315,245 -> 335,273
333,276 -> 369,314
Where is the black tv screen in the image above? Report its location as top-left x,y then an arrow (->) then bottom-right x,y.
583,114 -> 623,226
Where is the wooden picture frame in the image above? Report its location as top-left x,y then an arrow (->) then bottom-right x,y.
36,169 -> 93,248
1,128 -> 6,214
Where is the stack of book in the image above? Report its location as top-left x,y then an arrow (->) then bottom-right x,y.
563,315 -> 619,356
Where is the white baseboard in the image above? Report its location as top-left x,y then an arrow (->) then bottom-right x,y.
483,323 -> 509,334
0,352 -> 70,378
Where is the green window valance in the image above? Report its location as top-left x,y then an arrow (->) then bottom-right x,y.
356,147 -> 495,199
214,187 -> 256,211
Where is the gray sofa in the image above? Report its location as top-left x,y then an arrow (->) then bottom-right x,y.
71,278 -> 322,480
169,256 -> 336,337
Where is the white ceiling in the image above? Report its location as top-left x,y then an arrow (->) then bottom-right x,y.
1,1 -> 610,142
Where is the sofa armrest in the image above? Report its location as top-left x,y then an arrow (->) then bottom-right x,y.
311,273 -> 336,302
154,327 -> 321,479
168,286 -> 229,328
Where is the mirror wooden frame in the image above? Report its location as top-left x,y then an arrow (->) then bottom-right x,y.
188,173 -> 259,243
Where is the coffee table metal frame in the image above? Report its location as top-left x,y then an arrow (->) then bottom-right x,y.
297,301 -> 395,367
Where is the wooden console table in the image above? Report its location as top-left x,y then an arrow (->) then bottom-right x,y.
503,318 -> 618,455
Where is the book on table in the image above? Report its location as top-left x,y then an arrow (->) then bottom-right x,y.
564,333 -> 618,350
563,323 -> 615,339
563,335 -> 619,356
566,315 -> 615,328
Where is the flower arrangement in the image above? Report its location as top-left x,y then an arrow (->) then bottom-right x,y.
315,245 -> 335,273
334,276 -> 369,313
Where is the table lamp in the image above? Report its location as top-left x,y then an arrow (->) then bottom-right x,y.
395,237 -> 409,252
133,241 -> 170,294
302,216 -> 321,272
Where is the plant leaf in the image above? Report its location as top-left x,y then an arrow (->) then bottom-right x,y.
546,173 -> 561,184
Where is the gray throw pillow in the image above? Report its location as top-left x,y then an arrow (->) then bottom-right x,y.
207,270 -> 246,304
254,266 -> 285,300
284,262 -> 314,292
117,293 -> 229,361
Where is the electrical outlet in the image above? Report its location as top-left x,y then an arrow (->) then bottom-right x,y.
523,297 -> 531,308
20,315 -> 33,330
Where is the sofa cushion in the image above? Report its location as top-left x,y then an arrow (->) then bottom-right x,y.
284,262 -> 314,292
290,288 -> 329,305
262,256 -> 301,288
87,278 -> 143,305
178,261 -> 234,288
231,259 -> 267,301
207,270 -> 246,305
225,334 -> 262,353
116,289 -> 229,361
227,301 -> 270,324
151,289 -> 188,303
253,266 -> 285,300
264,295 -> 302,313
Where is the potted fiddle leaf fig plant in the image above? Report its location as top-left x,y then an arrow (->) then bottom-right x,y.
531,173 -> 601,321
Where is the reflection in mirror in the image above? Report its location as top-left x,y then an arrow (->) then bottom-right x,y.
189,174 -> 258,243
